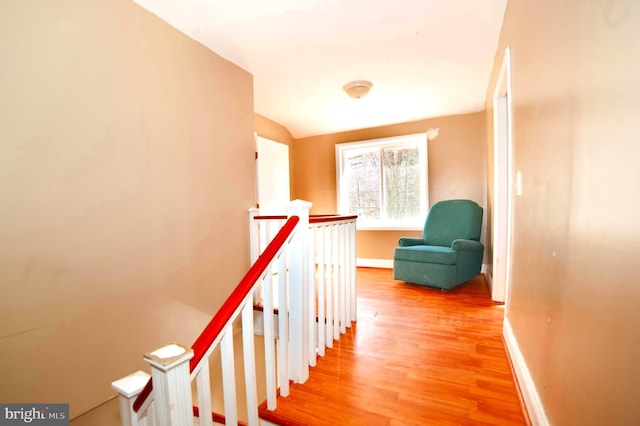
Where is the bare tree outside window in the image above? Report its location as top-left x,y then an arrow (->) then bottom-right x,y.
337,133 -> 428,229
383,146 -> 420,221
345,149 -> 381,219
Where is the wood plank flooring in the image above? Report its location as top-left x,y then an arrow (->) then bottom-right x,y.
259,267 -> 526,426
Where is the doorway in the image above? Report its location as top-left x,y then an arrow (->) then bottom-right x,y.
256,135 -> 291,214
491,47 -> 513,304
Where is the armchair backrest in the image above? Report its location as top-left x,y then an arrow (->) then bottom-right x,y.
423,199 -> 483,247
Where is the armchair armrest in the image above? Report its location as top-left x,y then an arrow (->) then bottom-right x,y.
398,237 -> 426,247
451,239 -> 484,252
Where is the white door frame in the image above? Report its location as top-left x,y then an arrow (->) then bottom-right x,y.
491,47 -> 514,305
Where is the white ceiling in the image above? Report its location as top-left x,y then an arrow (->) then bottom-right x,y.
134,0 -> 507,139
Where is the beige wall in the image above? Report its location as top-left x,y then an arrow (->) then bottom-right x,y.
294,112 -> 486,260
0,0 -> 255,419
485,0 -> 640,424
254,113 -> 296,199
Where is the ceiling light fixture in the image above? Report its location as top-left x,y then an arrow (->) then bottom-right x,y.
343,80 -> 373,99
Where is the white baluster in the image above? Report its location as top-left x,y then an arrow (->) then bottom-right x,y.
144,344 -> 194,426
220,330 -> 238,425
325,224 -> 333,349
350,220 -> 358,322
308,221 -> 317,367
346,220 -> 354,325
263,269 -> 277,409
242,300 -> 260,426
316,224 -> 326,356
195,362 -> 213,426
339,223 -> 347,334
286,199 -> 311,383
332,224 -> 340,340
278,251 -> 290,396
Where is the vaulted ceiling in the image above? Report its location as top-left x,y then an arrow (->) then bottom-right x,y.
134,0 -> 507,138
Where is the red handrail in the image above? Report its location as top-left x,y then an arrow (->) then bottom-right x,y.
252,215 -> 287,220
253,214 -> 358,224
133,215 -> 300,413
309,214 -> 357,223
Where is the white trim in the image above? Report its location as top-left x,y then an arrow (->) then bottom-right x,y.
503,318 -> 550,426
336,132 -> 427,150
491,46 -> 514,304
356,258 -> 393,269
484,264 -> 493,291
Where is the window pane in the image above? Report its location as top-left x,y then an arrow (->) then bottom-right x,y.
344,148 -> 381,219
336,133 -> 427,228
383,146 -> 421,220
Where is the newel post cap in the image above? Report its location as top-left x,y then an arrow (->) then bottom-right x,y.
111,370 -> 151,398
287,199 -> 312,210
143,343 -> 193,371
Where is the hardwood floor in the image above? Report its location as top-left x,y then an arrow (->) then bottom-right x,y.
259,267 -> 526,426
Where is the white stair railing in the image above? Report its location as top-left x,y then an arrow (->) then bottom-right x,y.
112,204 -> 307,426
250,204 -> 358,368
308,215 -> 357,359
112,201 -> 358,426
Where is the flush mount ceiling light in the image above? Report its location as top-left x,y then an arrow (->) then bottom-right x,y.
343,80 -> 373,99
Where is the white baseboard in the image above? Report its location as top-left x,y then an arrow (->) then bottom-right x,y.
356,258 -> 393,269
503,318 -> 550,426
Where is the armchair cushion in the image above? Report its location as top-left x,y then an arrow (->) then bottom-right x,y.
393,245 -> 457,265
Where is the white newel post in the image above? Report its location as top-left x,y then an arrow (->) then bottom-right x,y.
286,199 -> 312,383
143,343 -> 194,426
307,222 -> 317,368
248,207 -> 260,263
112,371 -> 154,426
248,207 -> 261,305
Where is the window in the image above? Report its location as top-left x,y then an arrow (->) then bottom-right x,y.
336,133 -> 428,230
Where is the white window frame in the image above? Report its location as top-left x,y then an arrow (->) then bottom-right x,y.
335,133 -> 428,231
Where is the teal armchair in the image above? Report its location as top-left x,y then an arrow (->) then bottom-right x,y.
393,199 -> 484,290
